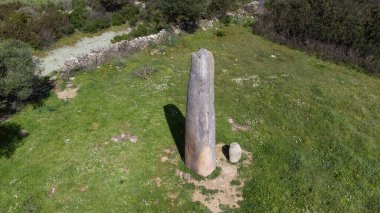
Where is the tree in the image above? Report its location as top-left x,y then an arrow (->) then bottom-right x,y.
160,0 -> 210,23
0,39 -> 42,111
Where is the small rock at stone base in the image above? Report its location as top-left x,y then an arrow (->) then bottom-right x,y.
18,129 -> 29,137
229,142 -> 242,163
182,172 -> 192,181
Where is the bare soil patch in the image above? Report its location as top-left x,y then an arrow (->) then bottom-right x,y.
56,87 -> 79,100
111,132 -> 138,143
55,77 -> 79,100
162,144 -> 253,212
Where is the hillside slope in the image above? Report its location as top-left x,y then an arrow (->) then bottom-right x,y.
1,25 -> 379,212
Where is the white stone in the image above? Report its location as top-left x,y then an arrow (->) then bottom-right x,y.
229,142 -> 242,163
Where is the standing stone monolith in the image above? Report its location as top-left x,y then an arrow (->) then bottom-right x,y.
185,49 -> 216,177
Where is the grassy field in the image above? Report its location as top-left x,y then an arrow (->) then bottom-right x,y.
1,25 -> 379,212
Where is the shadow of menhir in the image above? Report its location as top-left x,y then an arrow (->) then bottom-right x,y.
0,122 -> 27,158
163,104 -> 186,162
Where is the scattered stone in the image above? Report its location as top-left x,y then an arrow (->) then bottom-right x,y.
227,118 -> 251,132
160,156 -> 168,162
185,49 -> 216,177
18,129 -> 29,137
182,172 -> 191,181
111,132 -> 138,143
49,76 -> 57,82
150,49 -> 160,56
229,143 -> 242,163
198,19 -> 215,31
271,54 -> 277,58
123,168 -> 129,174
172,26 -> 181,35
64,139 -> 70,144
48,187 -> 57,197
154,177 -> 161,187
56,86 -> 79,100
79,186 -> 87,192
66,82 -> 73,88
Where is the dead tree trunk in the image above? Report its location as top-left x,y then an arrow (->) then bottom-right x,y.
185,49 -> 216,177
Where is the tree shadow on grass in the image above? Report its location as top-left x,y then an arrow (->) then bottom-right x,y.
1,76 -> 55,120
164,104 -> 185,162
0,122 -> 27,159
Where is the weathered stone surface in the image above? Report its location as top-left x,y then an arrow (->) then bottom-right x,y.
185,49 -> 216,177
229,142 -> 242,163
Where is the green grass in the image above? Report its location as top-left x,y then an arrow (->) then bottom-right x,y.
1,25 -> 380,212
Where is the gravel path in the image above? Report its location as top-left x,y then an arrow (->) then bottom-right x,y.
40,28 -> 131,76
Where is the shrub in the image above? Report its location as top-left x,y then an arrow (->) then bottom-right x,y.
0,40 -> 42,111
111,23 -> 159,43
99,0 -> 129,12
159,0 -> 209,23
111,12 -> 125,26
220,15 -> 232,26
111,4 -> 140,26
69,0 -> 89,29
0,2 -> 22,21
215,29 -> 226,37
37,9 -> 75,45
254,0 -> 380,73
83,18 -> 111,33
165,35 -> 178,47
207,0 -> 238,18
134,66 -> 157,79
0,12 -> 42,49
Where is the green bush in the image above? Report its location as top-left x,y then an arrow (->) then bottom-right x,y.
0,12 -> 42,49
111,12 -> 125,26
0,7 -> 74,49
69,0 -> 89,29
0,40 -> 42,110
0,2 -> 22,20
99,0 -> 129,11
159,0 -> 209,23
215,29 -> 226,37
207,0 -> 238,18
254,0 -> 380,73
111,4 -> 140,26
111,23 -> 159,43
37,9 -> 75,45
220,15 -> 232,26
83,18 -> 111,33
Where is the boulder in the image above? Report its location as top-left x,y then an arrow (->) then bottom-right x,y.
229,142 -> 242,163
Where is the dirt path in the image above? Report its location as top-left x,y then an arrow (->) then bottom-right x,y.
40,28 -> 131,76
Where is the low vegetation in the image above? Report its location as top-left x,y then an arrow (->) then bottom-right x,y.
0,0 -> 248,49
254,0 -> 380,74
1,25 -> 379,211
